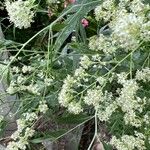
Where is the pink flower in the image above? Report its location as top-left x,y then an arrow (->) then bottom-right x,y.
81,19 -> 89,27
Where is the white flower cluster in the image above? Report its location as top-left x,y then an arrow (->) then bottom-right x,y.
22,65 -> 34,74
7,65 -> 42,95
8,63 -> 56,96
58,54 -> 149,148
110,133 -> 146,150
96,76 -> 106,85
123,110 -> 142,127
58,75 -> 76,107
59,53 -> 149,133
12,66 -> 20,73
91,54 -> 106,69
7,112 -> 37,150
111,11 -> 143,50
7,81 -> 40,95
7,98 -> 49,149
74,67 -> 87,80
59,50 -> 116,114
44,78 -> 53,86
98,101 -> 118,121
84,87 -> 104,107
17,76 -> 26,84
92,0 -> 150,52
58,65 -> 89,114
38,101 -> 49,114
143,113 -> 150,125
5,0 -> 35,29
141,21 -> 150,42
97,70 -> 149,125
136,67 -> 150,82
58,58 -> 98,114
89,34 -> 117,54
116,79 -> 139,112
26,84 -> 40,95
80,55 -> 92,69
116,77 -> 145,127
130,0 -> 148,14
59,59 -> 117,118
95,0 -> 116,22
68,101 -> 83,114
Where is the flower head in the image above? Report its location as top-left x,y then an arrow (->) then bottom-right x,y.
81,19 -> 89,27
5,0 -> 35,29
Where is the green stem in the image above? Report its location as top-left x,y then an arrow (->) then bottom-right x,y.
87,109 -> 98,150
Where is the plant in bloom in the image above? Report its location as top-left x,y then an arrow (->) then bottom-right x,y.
81,18 -> 89,27
6,103 -> 48,149
58,0 -> 150,149
5,0 -> 35,29
0,0 -> 150,149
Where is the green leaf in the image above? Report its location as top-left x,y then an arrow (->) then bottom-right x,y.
57,114 -> 91,124
52,23 -> 66,32
31,130 -> 67,143
102,142 -> 113,150
0,64 -> 12,83
54,0 -> 102,52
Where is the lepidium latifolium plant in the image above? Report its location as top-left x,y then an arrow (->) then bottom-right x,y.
0,0 -> 150,150
59,0 -> 150,149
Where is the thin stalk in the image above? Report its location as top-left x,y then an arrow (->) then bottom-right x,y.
87,109 -> 98,150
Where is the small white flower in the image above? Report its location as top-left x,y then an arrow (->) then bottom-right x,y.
12,66 -> 20,73
124,110 -> 142,127
74,67 -> 87,80
58,75 -> 76,107
110,134 -> 146,150
7,141 -> 19,150
38,101 -> 48,114
44,78 -> 53,86
17,76 -> 25,84
80,55 -> 92,69
27,84 -> 40,95
17,137 -> 28,150
110,12 -> 143,51
130,0 -> 149,14
95,0 -> 115,22
116,79 -> 139,113
16,119 -> 26,132
37,72 -> 44,79
84,88 -> 104,107
11,131 -> 20,140
143,113 -> 150,124
136,67 -> 150,82
96,76 -> 106,85
5,0 -> 35,29
25,127 -> 35,138
68,102 -> 83,114
24,112 -> 38,122
117,72 -> 127,84
89,34 -> 117,54
22,65 -> 34,73
98,102 -> 118,121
